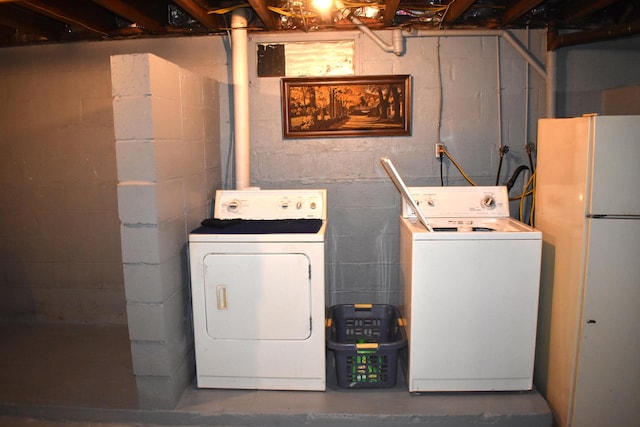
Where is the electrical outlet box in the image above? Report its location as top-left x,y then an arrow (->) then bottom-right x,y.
435,142 -> 444,159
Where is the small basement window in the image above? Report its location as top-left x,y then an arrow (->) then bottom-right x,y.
257,40 -> 354,77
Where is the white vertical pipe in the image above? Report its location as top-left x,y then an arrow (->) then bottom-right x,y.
231,9 -> 251,190
496,37 -> 503,150
524,28 -> 530,146
545,49 -> 557,118
392,29 -> 404,56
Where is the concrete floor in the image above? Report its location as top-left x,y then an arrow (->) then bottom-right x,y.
0,322 -> 553,427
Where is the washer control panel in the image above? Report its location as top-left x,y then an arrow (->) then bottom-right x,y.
214,189 -> 327,220
402,186 -> 510,218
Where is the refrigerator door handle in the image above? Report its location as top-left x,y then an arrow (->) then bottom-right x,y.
587,214 -> 640,220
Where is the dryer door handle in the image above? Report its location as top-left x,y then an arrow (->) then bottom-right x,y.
216,285 -> 228,310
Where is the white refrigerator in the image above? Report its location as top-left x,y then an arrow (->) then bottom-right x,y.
534,115 -> 640,427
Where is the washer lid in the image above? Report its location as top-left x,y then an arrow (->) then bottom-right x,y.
401,216 -> 541,240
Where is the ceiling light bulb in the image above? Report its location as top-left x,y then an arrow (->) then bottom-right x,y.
312,0 -> 333,12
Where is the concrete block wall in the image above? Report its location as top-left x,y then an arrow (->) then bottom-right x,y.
111,53 -> 220,409
0,43 -> 126,324
3,33 -> 638,327
557,35 -> 640,117
245,30 -> 548,306
2,33 -> 640,403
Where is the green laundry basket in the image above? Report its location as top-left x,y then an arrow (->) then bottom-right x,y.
327,304 -> 407,389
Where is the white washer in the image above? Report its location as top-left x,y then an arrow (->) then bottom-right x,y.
399,186 -> 542,392
189,189 -> 327,390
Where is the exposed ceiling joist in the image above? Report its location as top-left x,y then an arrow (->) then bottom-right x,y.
383,0 -> 401,27
442,0 -> 475,25
172,0 -> 220,31
561,0 -> 621,23
0,3 -> 62,40
19,0 -> 112,36
501,0 -> 545,26
0,0 -> 638,49
247,0 -> 279,30
92,0 -> 165,33
549,17 -> 640,49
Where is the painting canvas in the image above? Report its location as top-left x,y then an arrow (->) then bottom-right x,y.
281,75 -> 411,138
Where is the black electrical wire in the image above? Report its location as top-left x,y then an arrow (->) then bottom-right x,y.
439,156 -> 444,186
505,165 -> 530,192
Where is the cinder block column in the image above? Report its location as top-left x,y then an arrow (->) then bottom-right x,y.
111,53 -> 220,409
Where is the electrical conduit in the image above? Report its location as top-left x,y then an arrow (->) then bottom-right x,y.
403,28 -> 553,117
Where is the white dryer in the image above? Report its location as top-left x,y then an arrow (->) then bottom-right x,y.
189,189 -> 327,391
399,186 -> 542,392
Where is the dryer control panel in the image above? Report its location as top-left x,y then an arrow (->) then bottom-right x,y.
214,189 -> 327,220
402,186 -> 510,218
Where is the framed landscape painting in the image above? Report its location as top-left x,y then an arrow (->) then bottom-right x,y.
281,75 -> 411,138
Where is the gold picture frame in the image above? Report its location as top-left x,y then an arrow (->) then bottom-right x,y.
281,75 -> 411,139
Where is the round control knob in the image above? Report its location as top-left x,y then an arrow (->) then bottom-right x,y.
281,201 -> 289,209
310,202 -> 317,210
296,201 -> 303,209
427,198 -> 436,207
227,200 -> 241,212
481,195 -> 495,209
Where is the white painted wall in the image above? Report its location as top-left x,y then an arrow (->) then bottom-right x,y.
0,43 -> 126,323
2,28 -> 640,410
0,29 -> 553,320
242,29 -> 546,304
555,35 -> 640,117
1,30 -> 639,319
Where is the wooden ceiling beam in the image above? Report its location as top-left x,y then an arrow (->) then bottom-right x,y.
442,0 -> 475,25
561,0 -> 622,23
382,0 -> 401,27
501,0 -> 545,25
247,0 -> 279,30
0,4 -> 63,39
172,0 -> 220,31
92,0 -> 165,33
548,17 -> 640,50
18,0 -> 114,36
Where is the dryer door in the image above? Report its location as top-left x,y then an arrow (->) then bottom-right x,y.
203,253 -> 312,340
